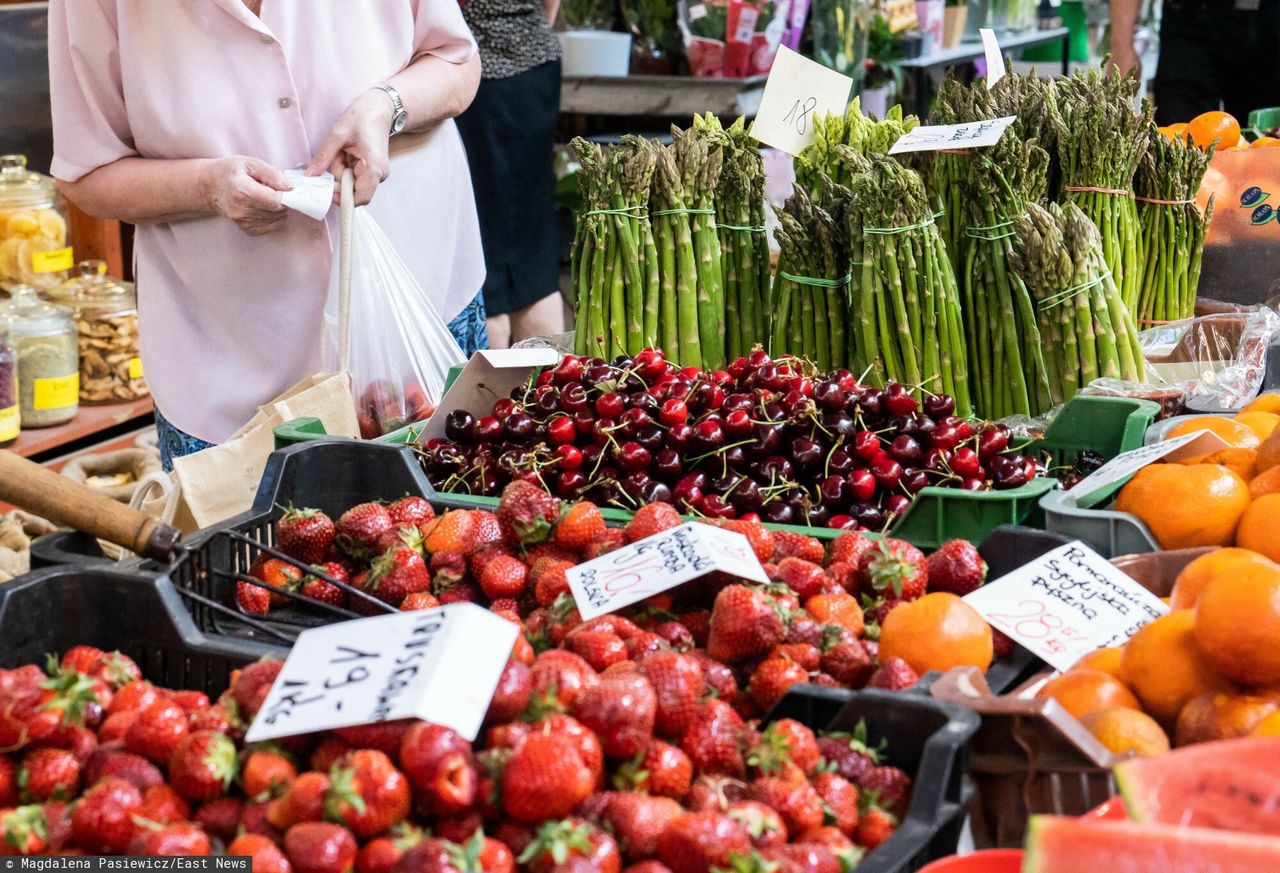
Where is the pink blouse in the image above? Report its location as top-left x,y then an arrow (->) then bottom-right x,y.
48,0 -> 485,442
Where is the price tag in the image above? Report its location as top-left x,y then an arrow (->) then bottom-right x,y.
887,116 -> 1017,154
733,6 -> 758,43
1066,428 -> 1231,508
244,603 -> 518,744
32,373 -> 78,410
0,405 -> 17,442
281,170 -> 336,221
964,541 -> 1169,672
128,357 -> 144,380
32,247 -> 74,274
567,522 -> 768,620
979,28 -> 1007,89
749,45 -> 854,156
689,3 -> 709,19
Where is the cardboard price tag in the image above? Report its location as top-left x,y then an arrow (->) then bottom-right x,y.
964,541 -> 1169,672
244,603 -> 517,744
567,522 -> 769,620
1066,428 -> 1231,508
979,28 -> 1007,88
419,348 -> 559,443
749,46 -> 854,156
888,116 -> 1017,155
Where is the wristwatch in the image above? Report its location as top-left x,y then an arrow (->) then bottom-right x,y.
378,84 -> 408,136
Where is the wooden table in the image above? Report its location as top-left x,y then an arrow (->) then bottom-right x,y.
561,74 -> 768,119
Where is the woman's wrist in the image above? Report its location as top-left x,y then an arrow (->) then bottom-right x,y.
360,88 -> 398,134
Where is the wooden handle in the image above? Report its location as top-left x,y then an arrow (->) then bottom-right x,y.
0,450 -> 183,562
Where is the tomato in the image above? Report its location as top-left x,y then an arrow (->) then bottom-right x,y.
1187,111 -> 1241,151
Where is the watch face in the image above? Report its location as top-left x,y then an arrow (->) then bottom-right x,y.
392,110 -> 408,134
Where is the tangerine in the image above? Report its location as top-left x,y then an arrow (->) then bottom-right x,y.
1175,692 -> 1280,746
1187,110 -> 1242,150
1081,707 -> 1170,757
1194,564 -> 1280,686
1237,494 -> 1280,564
1234,411 -> 1280,442
1070,646 -> 1125,679
1178,447 -> 1257,481
1114,464 -> 1251,549
1037,669 -> 1141,719
1258,427 -> 1280,474
1120,610 -> 1233,724
1170,548 -> 1276,610
1249,711 -> 1280,736
1164,416 -> 1262,454
1243,393 -> 1280,415
1249,466 -> 1280,499
1251,137 -> 1280,149
878,592 -> 993,675
1158,123 -> 1189,144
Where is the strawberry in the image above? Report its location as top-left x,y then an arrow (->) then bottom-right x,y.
284,822 -> 358,873
530,650 -> 599,709
478,554 -> 529,600
325,749 -> 411,839
993,628 -> 1015,657
243,748 -> 298,799
139,784 -> 190,824
90,651 -> 142,690
401,592 -> 440,611
772,530 -> 825,564
301,562 -> 349,607
18,747 -> 79,802
773,558 -> 827,601
819,627 -> 873,689
500,733 -> 595,823
436,582 -> 482,606
194,797 -> 243,844
355,829 -> 418,873
69,776 -> 141,853
59,646 -> 106,676
656,811 -> 752,873
706,585 -> 787,664
125,699 -> 189,764
399,723 -> 477,816
277,506 -> 336,564
824,561 -> 858,595
422,511 -> 477,556
268,770 -> 331,831
747,656 -> 809,713
572,673 -> 657,759
853,804 -> 895,850
815,727 -> 881,786
567,630 -> 629,673
237,580 -> 272,615
251,556 -> 305,605
530,557 -> 574,607
760,843 -> 843,873
867,657 -> 919,692
169,689 -> 209,713
190,702 -> 236,735
622,864 -> 674,873
751,719 -> 819,778
554,502 -> 607,552
685,774 -> 750,812
637,652 -> 704,741
108,679 -> 161,716
526,541 -> 579,565
334,721 -> 412,757
585,528 -> 627,559
600,793 -> 682,862
388,496 -> 436,529
430,551 -> 469,592
228,833 -> 293,873
703,518 -> 775,564
925,539 -> 987,595
518,818 -> 622,873
690,652 -> 738,702
750,776 -> 824,835
680,699 -> 746,778
624,503 -> 682,543
861,539 -> 927,601
487,659 -> 533,725
0,804 -> 47,855
812,772 -> 859,837
227,659 -> 283,723
827,534 -> 873,569
82,749 -> 162,792
726,800 -> 789,848
471,510 -> 502,547
772,643 -> 820,672
366,545 -> 431,607
168,729 -> 237,800
0,757 -> 14,807
613,740 -> 692,799
497,480 -> 561,548
127,821 -> 211,856
858,765 -> 912,818
336,502 -> 396,559
627,631 -> 667,662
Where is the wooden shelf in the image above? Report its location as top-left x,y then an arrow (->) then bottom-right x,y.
561,74 -> 768,119
10,396 -> 153,460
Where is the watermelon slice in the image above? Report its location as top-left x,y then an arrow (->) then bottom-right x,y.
1024,816 -> 1280,872
1115,737 -> 1280,835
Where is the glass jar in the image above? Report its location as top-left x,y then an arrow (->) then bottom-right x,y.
0,286 -> 79,428
0,323 -> 16,447
0,155 -> 72,293
49,261 -> 148,405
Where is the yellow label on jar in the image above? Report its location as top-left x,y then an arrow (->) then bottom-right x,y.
32,247 -> 74,273
33,373 -> 79,410
0,405 -> 18,442
129,357 -> 144,380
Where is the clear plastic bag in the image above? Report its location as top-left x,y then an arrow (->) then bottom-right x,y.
324,208 -> 465,439
1137,309 -> 1280,412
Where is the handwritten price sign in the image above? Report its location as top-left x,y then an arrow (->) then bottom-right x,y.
244,603 -> 517,744
964,541 -> 1169,672
1067,428 -> 1230,508
568,522 -> 769,620
750,46 -> 854,156
888,116 -> 1017,155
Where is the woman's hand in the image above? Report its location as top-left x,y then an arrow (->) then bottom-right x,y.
307,90 -> 394,206
200,156 -> 291,237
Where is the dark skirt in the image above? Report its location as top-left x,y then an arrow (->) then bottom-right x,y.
455,59 -> 562,317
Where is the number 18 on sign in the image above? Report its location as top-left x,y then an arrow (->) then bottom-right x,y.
750,46 -> 854,156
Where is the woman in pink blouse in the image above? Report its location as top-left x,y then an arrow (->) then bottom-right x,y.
48,0 -> 487,469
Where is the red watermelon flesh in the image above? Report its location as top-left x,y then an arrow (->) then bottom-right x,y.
1115,737 -> 1280,835
1024,815 -> 1280,873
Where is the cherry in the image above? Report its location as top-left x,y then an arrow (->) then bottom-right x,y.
535,390 -> 561,416
959,476 -> 986,492
992,463 -> 1029,489
662,378 -> 692,401
560,383 -> 589,413
444,410 -> 474,443
623,471 -> 654,499
814,380 -> 845,411
590,418 -> 616,447
759,456 -> 794,482
823,412 -> 856,439
595,392 -> 626,419
853,430 -> 881,460
747,349 -> 772,370
552,356 -> 585,385
828,514 -> 858,531
787,376 -> 814,397
641,480 -> 673,505
951,447 -> 982,478
472,415 -> 501,442
977,424 -> 1011,461
791,438 -> 823,471
573,409 -> 596,438
848,469 -> 876,502
619,408 -> 653,435
554,444 -> 583,470
679,366 -> 703,381
751,423 -> 784,457
859,387 -> 883,418
922,447 -> 951,474
923,393 -> 956,419
709,369 -> 734,388
583,364 -> 613,385
722,445 -> 749,472
634,348 -> 666,381
762,501 -> 794,524
635,424 -> 665,453
805,503 -> 830,526
660,398 -> 688,426
492,398 -> 518,419
901,468 -> 930,494
547,417 -> 576,445
828,448 -> 855,477
667,422 -> 694,451
503,412 -> 536,443
654,448 -> 684,480
930,423 -> 961,451
820,475 -> 849,509
851,502 -> 884,531
889,434 -> 922,465
884,494 -> 911,519
693,420 -> 725,452
699,494 -> 736,519
724,409 -> 753,438
728,357 -> 749,380
883,383 -> 919,416
615,441 -> 650,473
580,444 -> 603,469
732,479 -> 763,512
722,393 -> 755,415
556,470 -> 587,499
871,457 -> 903,490
535,370 -> 554,388
673,473 -> 705,510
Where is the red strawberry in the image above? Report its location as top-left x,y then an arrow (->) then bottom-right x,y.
125,699 -> 189,764
760,843 -> 843,873
585,528 -> 627,559
726,800 -> 789,847
496,480 -> 561,548
243,748 -> 298,799
268,770 -> 331,831
853,804 -> 895,849
436,581 -> 482,606
530,650 -> 599,709
241,797 -> 280,839
554,502 -> 607,552
858,765 -> 912,818
748,656 -> 809,712
70,776 -> 141,853
572,673 -> 657,759
820,627 -> 873,689
82,749 -> 162,792
60,646 -> 106,676
401,592 -> 440,611
703,518 -> 775,564
251,556 -> 305,605
690,652 -> 738,702
518,818 -> 621,873
772,530 -> 825,564
194,797 -> 243,843
486,659 -> 533,725
366,545 -> 431,607
334,721 -> 412,757
168,730 -> 237,801
622,864 -> 674,873
500,733 -> 594,823
707,585 -> 787,664
277,507 -> 336,564
336,503 -> 397,559
325,749 -> 411,839
861,539 -> 927,601
90,651 -> 142,690
139,783 -> 191,824
992,628 -> 1015,657
18,746 -> 79,802
422,511 -> 478,555
680,699 -> 746,778
600,793 -> 682,862
0,804 -> 48,855
169,690 -> 209,714
568,630 -> 629,673
387,496 -> 436,529
0,756 -> 15,807
867,657 -> 919,692
284,822 -> 358,873
772,643 -> 820,672
637,652 -> 704,741
190,702 -> 236,735
773,558 -> 827,601
815,728 -> 880,786
747,719 -> 820,780
925,539 -> 987,596
237,580 -> 272,615
229,833 -> 293,873
530,557 -> 574,607
228,660 -> 284,722
471,510 -> 502,547
399,723 -> 477,816
685,774 -> 750,812
750,776 -> 824,835
478,554 -> 529,600
128,821 -> 211,855
301,562 -> 349,607
624,503 -> 682,543
812,772 -> 859,837
108,679 -> 161,716
656,811 -> 752,873
613,740 -> 692,799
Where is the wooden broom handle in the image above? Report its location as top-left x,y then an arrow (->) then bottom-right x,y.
0,450 -> 183,562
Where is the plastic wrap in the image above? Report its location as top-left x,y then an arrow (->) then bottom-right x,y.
679,0 -> 788,77
324,208 -> 465,439
1138,309 -> 1280,412
511,332 -> 575,356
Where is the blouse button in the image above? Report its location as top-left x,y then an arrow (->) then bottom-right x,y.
278,97 -> 292,109
261,34 -> 275,45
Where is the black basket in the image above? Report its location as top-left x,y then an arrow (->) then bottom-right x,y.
29,530 -> 115,570
0,567 -> 281,694
766,685 -> 980,873
165,440 -> 436,645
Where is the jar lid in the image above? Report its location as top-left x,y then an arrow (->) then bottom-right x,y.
49,260 -> 137,312
0,285 -> 75,337
0,155 -> 57,209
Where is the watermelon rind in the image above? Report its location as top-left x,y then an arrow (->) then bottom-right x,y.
1023,815 -> 1280,873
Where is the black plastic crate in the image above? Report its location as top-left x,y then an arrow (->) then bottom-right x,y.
0,567 -> 280,694
766,685 -> 980,873
29,530 -> 114,570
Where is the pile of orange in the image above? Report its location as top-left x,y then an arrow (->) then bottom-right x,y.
1114,395 -> 1280,556
1162,110 -> 1277,150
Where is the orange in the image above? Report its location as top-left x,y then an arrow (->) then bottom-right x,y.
1234,411 -> 1280,442
1169,547 -> 1275,610
1258,427 -> 1280,474
1175,692 -> 1280,746
1037,669 -> 1142,719
878,592 -> 993,675
1114,464 -> 1251,549
1158,123 -> 1189,144
1249,711 -> 1280,736
1165,416 -> 1262,453
1237,495 -> 1280,564
1252,137 -> 1280,149
1070,646 -> 1125,679
1120,610 -> 1233,724
1243,393 -> 1280,415
1194,562 -> 1280,686
1187,110 -> 1241,150
1249,466 -> 1280,499
804,592 -> 864,636
1081,707 -> 1170,757
1178,447 -> 1258,481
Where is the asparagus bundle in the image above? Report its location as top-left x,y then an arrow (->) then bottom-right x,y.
694,113 -> 771,359
922,76 -> 984,273
1011,202 -> 1146,405
795,98 -> 919,191
1134,126 -> 1216,323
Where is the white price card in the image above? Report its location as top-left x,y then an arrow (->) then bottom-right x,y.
1066,428 -> 1231,508
244,603 -> 517,744
749,45 -> 854,156
888,116 -> 1017,154
964,541 -> 1169,672
567,521 -> 769,620
979,28 -> 1007,89
281,170 -> 335,221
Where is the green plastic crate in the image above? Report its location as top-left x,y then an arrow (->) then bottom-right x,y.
1245,107 -> 1280,141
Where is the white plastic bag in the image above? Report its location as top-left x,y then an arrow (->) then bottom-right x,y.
324,205 -> 465,438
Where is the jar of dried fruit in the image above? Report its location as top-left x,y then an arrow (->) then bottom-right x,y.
0,155 -> 72,292
0,322 -> 17,447
0,286 -> 79,428
49,261 -> 147,405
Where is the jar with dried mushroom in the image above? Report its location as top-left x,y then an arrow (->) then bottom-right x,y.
49,261 -> 148,405
0,323 -> 17,447
0,155 -> 72,292
0,286 -> 79,428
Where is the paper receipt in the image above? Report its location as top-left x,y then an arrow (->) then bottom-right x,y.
281,170 -> 336,221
